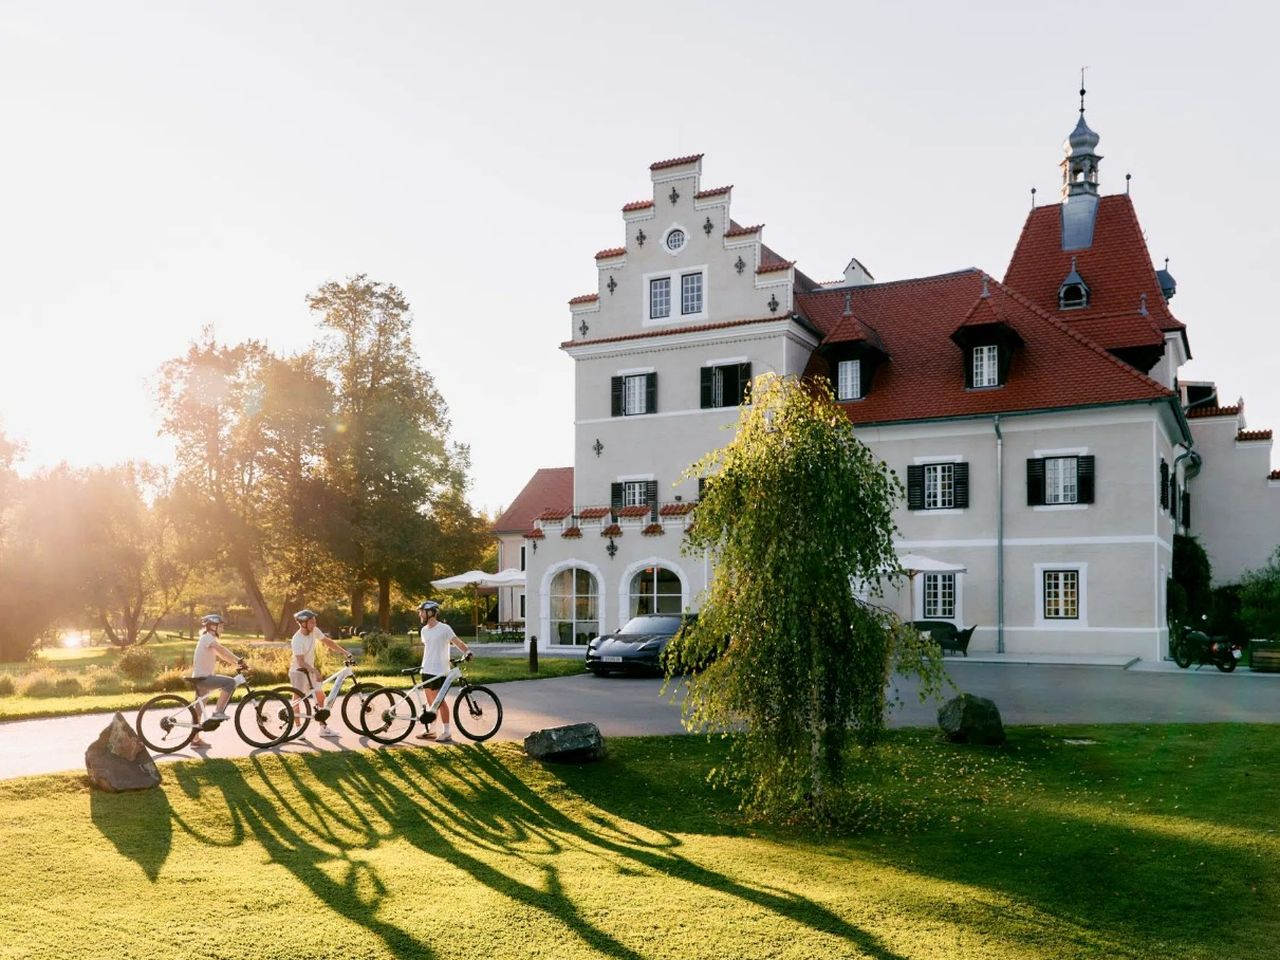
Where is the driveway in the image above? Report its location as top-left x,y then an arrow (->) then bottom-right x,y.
3,663 -> 1279,781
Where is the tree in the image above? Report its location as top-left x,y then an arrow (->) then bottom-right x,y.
1240,546 -> 1280,641
666,374 -> 946,825
308,275 -> 482,630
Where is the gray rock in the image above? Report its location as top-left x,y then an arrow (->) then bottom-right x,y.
523,722 -> 606,763
86,713 -> 161,791
937,694 -> 1006,745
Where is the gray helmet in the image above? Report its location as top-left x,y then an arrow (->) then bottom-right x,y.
293,608 -> 318,622
417,600 -> 441,614
200,614 -> 224,626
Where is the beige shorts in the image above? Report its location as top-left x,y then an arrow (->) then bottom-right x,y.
288,666 -> 321,692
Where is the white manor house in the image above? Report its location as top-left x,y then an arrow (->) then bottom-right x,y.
492,103 -> 1280,660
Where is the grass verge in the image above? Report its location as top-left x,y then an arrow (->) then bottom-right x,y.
3,725 -> 1280,958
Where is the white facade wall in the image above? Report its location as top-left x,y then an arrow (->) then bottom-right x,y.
494,534 -> 528,623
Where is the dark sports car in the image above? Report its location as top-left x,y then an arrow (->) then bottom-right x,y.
585,614 -> 694,676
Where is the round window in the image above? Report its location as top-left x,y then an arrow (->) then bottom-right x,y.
665,229 -> 686,252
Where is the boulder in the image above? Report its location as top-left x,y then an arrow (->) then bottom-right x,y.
85,713 -> 162,791
937,694 -> 1006,745
523,722 -> 606,763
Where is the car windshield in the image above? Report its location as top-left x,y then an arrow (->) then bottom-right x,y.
617,616 -> 685,636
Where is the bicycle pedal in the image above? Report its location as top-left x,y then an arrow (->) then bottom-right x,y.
314,708 -> 331,723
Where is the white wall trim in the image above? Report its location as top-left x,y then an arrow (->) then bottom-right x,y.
1033,446 -> 1089,458
660,223 -> 690,257
616,557 -> 691,630
563,320 -> 818,360
1032,504 -> 1090,512
1034,561 -> 1088,628
912,454 -> 963,464
704,355 -> 749,367
617,473 -> 655,482
615,366 -> 655,376
576,406 -> 740,426
640,263 -> 709,327
897,535 -> 1172,550
538,559 -> 607,650
912,570 -> 964,625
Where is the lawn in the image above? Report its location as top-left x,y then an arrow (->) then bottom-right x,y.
0,658 -> 585,722
3,725 -> 1279,959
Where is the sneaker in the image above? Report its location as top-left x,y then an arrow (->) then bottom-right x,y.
319,726 -> 341,739
416,729 -> 437,741
435,732 -> 453,744
209,711 -> 229,721
190,739 -> 211,750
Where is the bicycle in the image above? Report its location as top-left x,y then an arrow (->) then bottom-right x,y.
358,655 -> 503,744
272,655 -> 381,741
134,660 -> 296,754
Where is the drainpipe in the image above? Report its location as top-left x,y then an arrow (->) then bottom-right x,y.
994,415 -> 1005,654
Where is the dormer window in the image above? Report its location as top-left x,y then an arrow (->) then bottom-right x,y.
836,359 -> 862,400
1058,257 -> 1090,310
972,345 -> 999,387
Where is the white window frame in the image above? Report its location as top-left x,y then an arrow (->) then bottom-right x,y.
664,228 -> 686,253
681,272 -> 703,315
1045,456 -> 1079,505
622,374 -> 648,416
649,277 -> 671,320
836,359 -> 861,400
622,481 -> 648,508
642,265 -> 708,326
923,462 -> 955,510
972,344 -> 999,388
1035,562 -> 1088,627
922,573 -> 956,619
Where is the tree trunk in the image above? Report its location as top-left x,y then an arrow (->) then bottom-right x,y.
350,584 -> 366,633
236,557 -> 277,640
377,575 -> 391,631
98,612 -> 122,648
276,596 -> 300,639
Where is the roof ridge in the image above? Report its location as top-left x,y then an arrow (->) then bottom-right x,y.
995,279 -> 1172,397
799,268 -> 979,298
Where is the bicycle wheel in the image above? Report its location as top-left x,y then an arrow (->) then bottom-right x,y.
453,685 -> 503,742
234,690 -> 295,748
340,682 -> 381,734
135,694 -> 199,754
272,685 -> 312,742
360,688 -> 416,745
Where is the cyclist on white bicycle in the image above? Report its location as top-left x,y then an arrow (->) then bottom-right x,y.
290,609 -> 354,739
188,614 -> 243,750
416,600 -> 472,743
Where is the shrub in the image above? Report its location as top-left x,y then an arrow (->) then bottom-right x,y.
0,675 -> 15,696
51,676 -> 83,697
360,631 -> 396,659
143,668 -> 193,693
245,648 -> 292,686
84,668 -> 127,696
378,642 -> 421,670
1241,547 -> 1280,640
116,646 -> 159,682
16,669 -> 71,698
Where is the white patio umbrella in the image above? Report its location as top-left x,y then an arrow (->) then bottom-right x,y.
895,553 -> 967,621
479,568 -> 525,589
430,570 -> 502,632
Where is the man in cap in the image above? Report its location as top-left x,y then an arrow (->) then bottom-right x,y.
290,609 -> 354,739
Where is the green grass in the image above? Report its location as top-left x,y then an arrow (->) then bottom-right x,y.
0,658 -> 585,722
4,725 -> 1280,958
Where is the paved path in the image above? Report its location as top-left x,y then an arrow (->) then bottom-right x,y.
3,663 -> 1280,781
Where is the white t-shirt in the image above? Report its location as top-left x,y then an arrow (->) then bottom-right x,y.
191,631 -> 218,677
420,621 -> 458,676
291,628 -> 320,668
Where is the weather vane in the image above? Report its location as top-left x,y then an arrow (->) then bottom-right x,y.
1079,66 -> 1087,114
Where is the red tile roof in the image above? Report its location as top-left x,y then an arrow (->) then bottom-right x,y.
1187,404 -> 1242,419
601,523 -> 623,537
561,526 -> 582,539
577,506 -> 610,520
538,507 -> 572,521
493,467 -> 574,533
523,528 -> 545,540
568,294 -> 598,305
695,185 -> 732,199
1238,429 -> 1272,442
562,315 -> 790,349
796,270 -> 1173,427
724,223 -> 763,238
650,154 -> 703,171
595,247 -> 626,260
1004,195 -> 1186,349
658,502 -> 696,516
617,505 -> 650,518
622,199 -> 654,212
642,523 -> 665,536
756,260 -> 794,275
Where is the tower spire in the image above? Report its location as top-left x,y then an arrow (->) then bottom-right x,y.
1060,72 -> 1103,250
1079,67 -> 1087,115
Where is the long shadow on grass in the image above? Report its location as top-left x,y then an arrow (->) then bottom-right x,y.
89,787 -> 173,881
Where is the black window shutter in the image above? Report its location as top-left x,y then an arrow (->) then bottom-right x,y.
738,362 -> 752,404
1077,455 -> 1096,504
1027,458 -> 1046,506
645,372 -> 657,414
964,348 -> 975,389
610,483 -> 623,513
1182,490 -> 1191,530
907,465 -> 925,510
645,480 -> 659,519
700,367 -> 714,409
1170,473 -> 1178,514
953,462 -> 970,509
997,344 -> 1012,385
611,377 -> 623,417
1160,460 -> 1169,510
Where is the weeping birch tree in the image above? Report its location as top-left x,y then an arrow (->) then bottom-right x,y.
666,373 -> 946,824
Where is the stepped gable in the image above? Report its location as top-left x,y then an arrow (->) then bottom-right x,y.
797,269 -> 1172,426
493,467 -> 574,534
1004,194 -> 1186,351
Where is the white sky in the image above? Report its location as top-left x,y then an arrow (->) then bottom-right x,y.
2,1 -> 1277,515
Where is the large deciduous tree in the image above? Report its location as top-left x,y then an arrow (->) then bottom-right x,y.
667,374 -> 946,825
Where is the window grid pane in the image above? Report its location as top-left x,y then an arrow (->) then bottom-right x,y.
924,463 -> 955,509
1046,457 -> 1078,504
649,278 -> 670,319
973,345 -> 999,387
681,273 -> 703,314
711,366 -> 724,407
623,481 -> 646,507
1044,570 -> 1079,619
837,360 -> 860,400
923,573 -> 955,618
623,375 -> 647,415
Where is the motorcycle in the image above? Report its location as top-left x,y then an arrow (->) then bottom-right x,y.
1171,624 -> 1242,673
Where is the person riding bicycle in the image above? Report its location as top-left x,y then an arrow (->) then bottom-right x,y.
290,609 -> 353,739
188,614 -> 245,750
417,600 -> 472,743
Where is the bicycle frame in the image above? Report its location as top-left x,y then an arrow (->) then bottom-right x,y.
287,661 -> 357,712
159,672 -> 249,731
395,664 -> 463,724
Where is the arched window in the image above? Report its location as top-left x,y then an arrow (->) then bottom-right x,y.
629,566 -> 682,617
1059,283 -> 1088,309
550,568 -> 598,646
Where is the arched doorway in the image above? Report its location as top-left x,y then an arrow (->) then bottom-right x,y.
550,567 -> 600,646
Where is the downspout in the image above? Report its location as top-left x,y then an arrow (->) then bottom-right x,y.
994,415 -> 1005,654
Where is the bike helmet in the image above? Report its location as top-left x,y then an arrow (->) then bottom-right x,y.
199,614 -> 224,626
417,600 -> 441,614
293,608 -> 318,622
